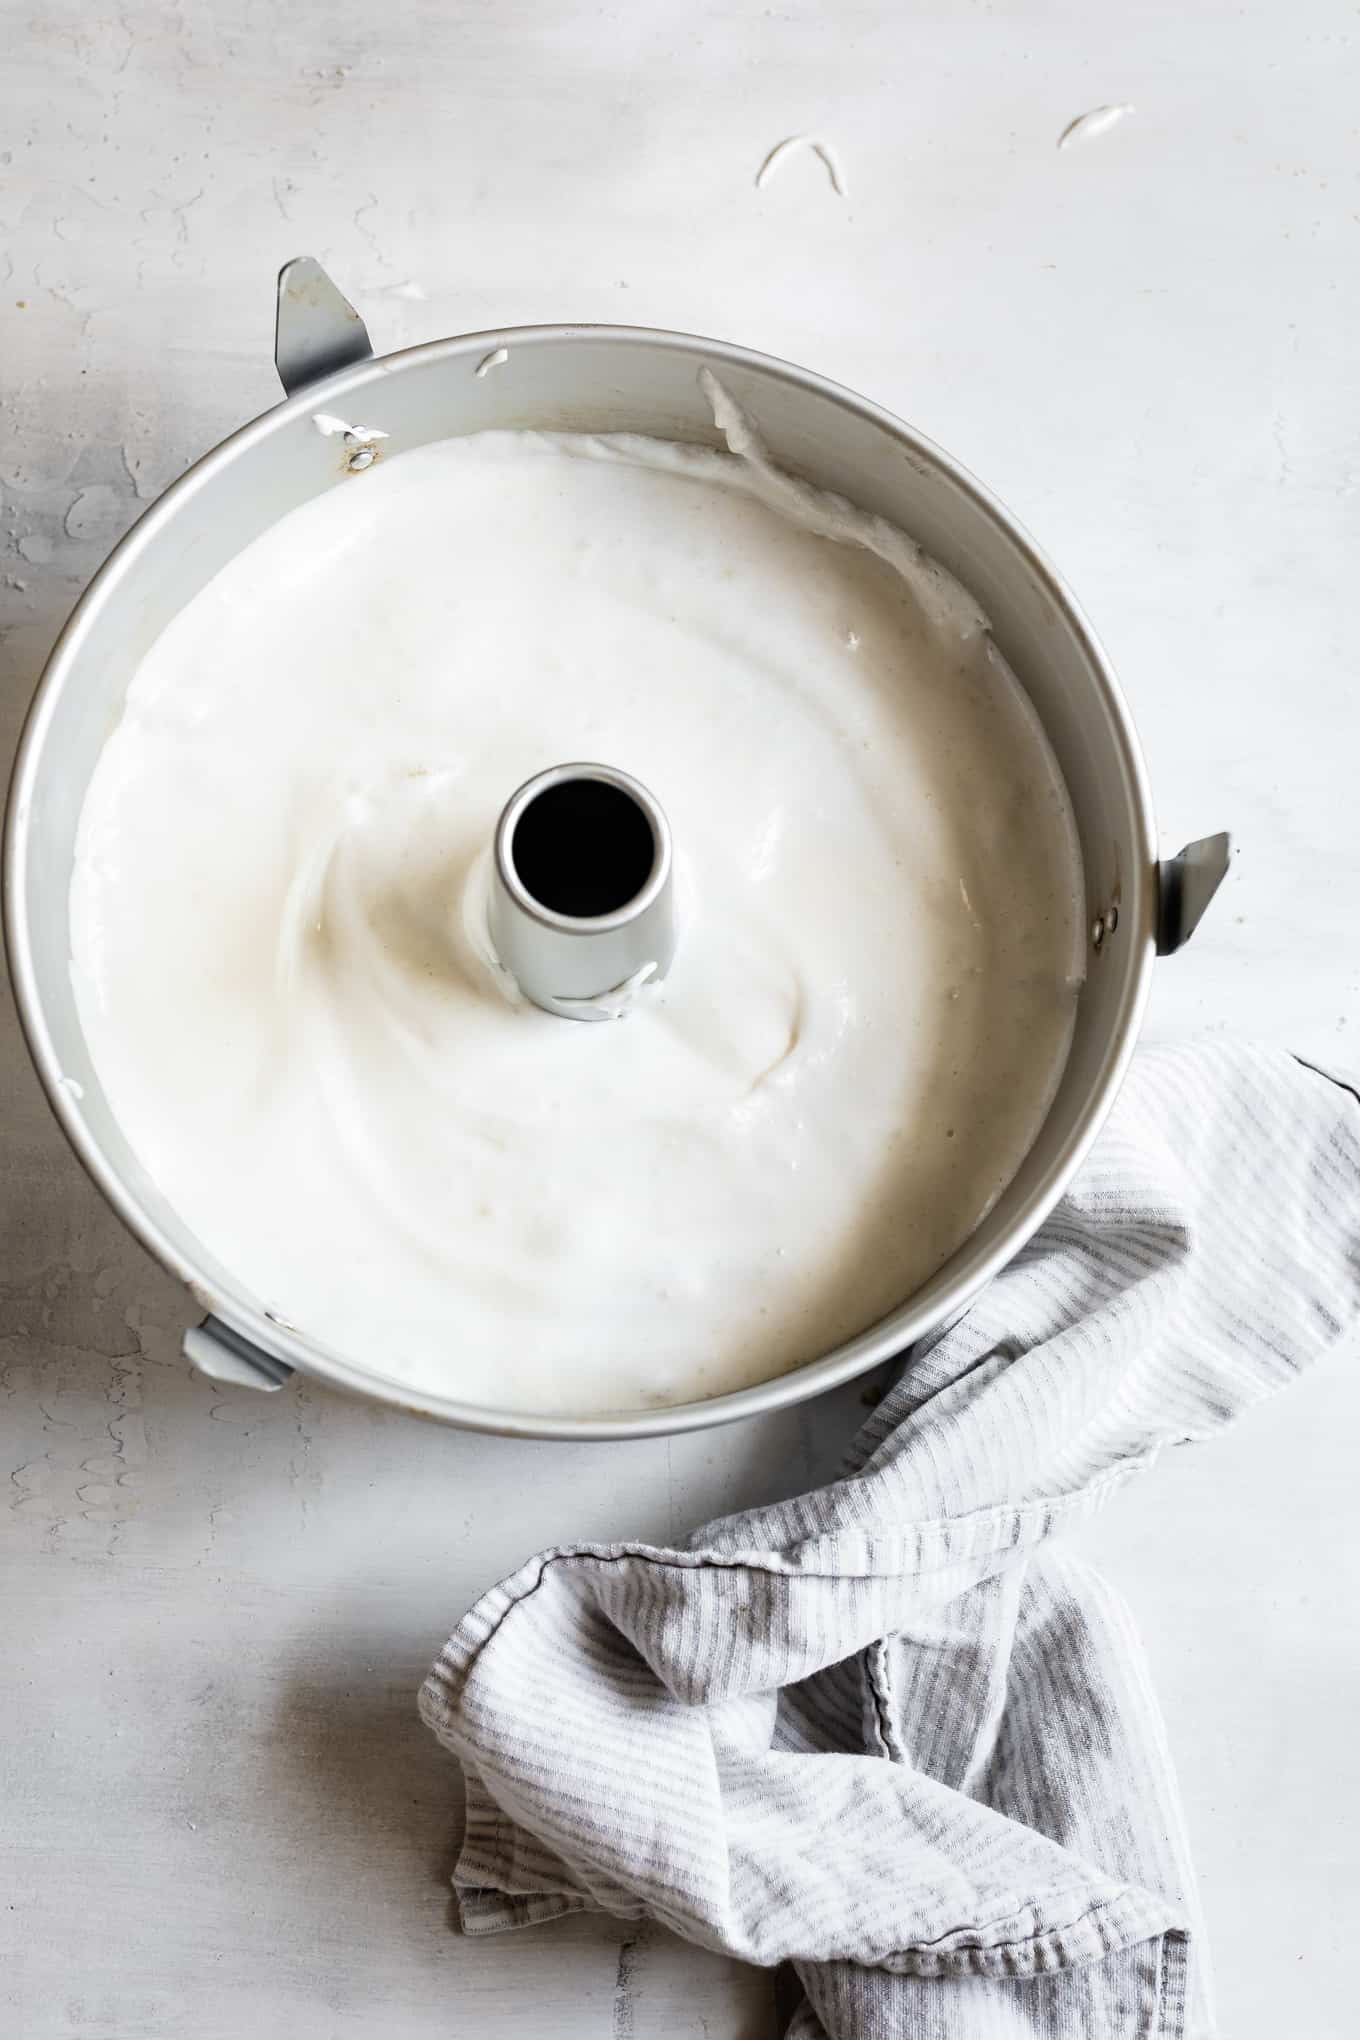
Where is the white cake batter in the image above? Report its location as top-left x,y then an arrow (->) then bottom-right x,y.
70,419 -> 1083,1414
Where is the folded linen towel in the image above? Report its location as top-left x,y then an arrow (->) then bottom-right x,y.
419,1043 -> 1360,2038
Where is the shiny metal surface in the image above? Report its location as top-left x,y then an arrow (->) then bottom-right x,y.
5,273 -> 1194,1438
1157,832 -> 1234,955
274,255 -> 374,396
490,762 -> 677,1021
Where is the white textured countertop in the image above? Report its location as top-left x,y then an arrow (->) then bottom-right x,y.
2,5 -> 1357,2036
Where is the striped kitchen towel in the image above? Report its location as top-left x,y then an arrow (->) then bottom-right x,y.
419,1043 -> 1360,2038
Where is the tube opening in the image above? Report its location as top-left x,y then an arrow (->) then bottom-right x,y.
509,775 -> 658,920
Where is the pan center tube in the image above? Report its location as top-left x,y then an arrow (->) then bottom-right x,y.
488,763 -> 677,1021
